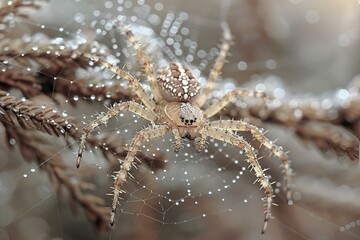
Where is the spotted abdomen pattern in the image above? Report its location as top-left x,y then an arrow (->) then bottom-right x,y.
157,63 -> 200,102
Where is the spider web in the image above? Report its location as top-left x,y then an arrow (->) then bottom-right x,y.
1,1 -> 360,240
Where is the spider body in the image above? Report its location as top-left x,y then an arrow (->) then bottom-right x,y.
76,21 -> 292,234
156,63 -> 205,140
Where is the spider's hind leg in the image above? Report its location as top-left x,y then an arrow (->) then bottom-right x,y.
207,126 -> 274,234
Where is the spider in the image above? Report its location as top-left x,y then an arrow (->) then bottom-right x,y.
75,20 -> 292,234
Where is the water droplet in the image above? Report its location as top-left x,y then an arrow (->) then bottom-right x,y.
30,168 -> 35,173
237,61 -> 248,71
336,89 -> 350,100
74,12 -> 85,23
9,138 -> 16,145
266,59 -> 277,70
23,174 -> 28,178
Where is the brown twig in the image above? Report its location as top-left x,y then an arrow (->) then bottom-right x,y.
4,124 -> 111,232
222,78 -> 360,160
0,89 -> 77,138
0,37 -> 106,76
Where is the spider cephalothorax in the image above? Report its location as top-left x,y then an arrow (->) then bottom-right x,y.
76,21 -> 292,234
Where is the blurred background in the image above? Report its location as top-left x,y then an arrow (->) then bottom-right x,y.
1,0 -> 360,239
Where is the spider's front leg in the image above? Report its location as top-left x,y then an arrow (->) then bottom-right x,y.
80,53 -> 156,110
210,120 -> 292,200
112,20 -> 163,103
110,124 -> 169,225
172,128 -> 183,152
206,126 -> 274,234
76,101 -> 157,168
204,89 -> 267,119
196,23 -> 233,107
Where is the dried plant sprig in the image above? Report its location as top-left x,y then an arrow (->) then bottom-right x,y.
49,76 -> 134,106
222,79 -> 360,160
0,37 -> 108,77
295,121 -> 359,160
5,124 -> 110,232
0,89 -> 78,138
0,68 -> 42,98
0,34 -> 133,105
0,0 -> 48,33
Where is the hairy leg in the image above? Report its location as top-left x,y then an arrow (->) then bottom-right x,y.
207,126 -> 274,234
210,120 -> 292,199
110,124 -> 169,225
194,122 -> 210,152
113,20 -> 163,103
76,101 -> 157,167
204,89 -> 266,118
81,53 -> 156,110
172,128 -> 182,152
196,24 -> 232,107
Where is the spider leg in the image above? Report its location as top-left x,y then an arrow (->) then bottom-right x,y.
110,124 -> 169,226
204,89 -> 266,118
196,23 -> 232,107
194,122 -> 210,152
76,101 -> 157,168
210,120 -> 291,200
207,126 -> 274,234
113,20 -> 163,103
172,128 -> 182,152
81,53 -> 156,110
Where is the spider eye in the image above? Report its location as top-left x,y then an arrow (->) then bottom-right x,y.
157,63 -> 200,102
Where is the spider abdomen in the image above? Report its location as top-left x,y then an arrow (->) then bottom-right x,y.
157,63 -> 200,102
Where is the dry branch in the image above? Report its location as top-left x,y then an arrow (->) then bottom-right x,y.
222,78 -> 360,160
0,89 -> 78,138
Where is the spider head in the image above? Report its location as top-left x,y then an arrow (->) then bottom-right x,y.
157,63 -> 200,102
